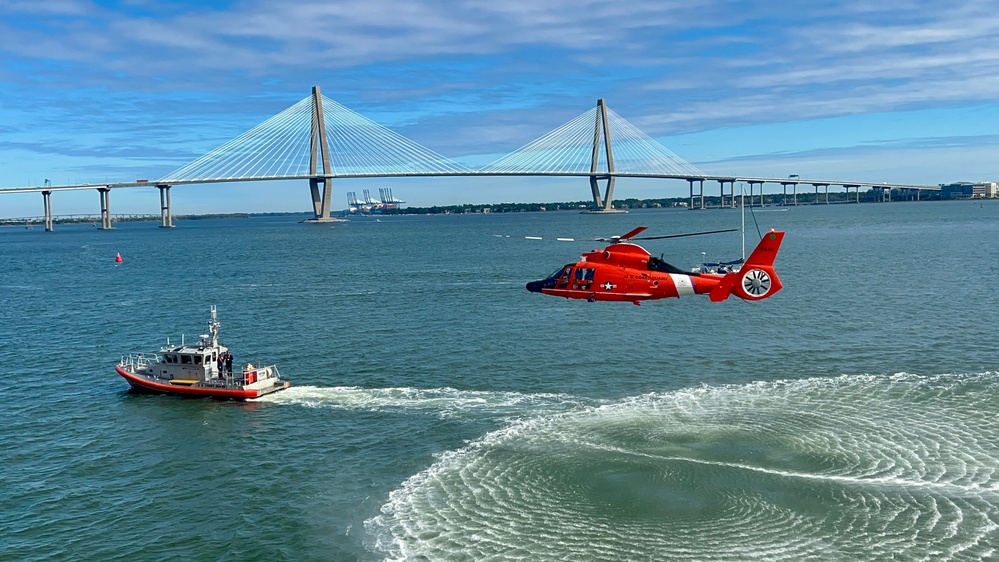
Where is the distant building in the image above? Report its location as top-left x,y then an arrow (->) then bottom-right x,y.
940,182 -> 974,199
974,182 -> 998,198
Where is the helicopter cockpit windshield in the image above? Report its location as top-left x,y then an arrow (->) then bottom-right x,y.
526,265 -> 575,293
548,266 -> 567,280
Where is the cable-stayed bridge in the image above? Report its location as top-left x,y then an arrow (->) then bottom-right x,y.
1,86 -> 940,230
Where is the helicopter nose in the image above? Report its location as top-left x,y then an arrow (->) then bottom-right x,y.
526,280 -> 544,293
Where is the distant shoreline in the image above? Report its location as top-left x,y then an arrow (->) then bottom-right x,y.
3,192 -> 983,226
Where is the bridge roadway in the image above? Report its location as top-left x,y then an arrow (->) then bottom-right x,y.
0,172 -> 941,231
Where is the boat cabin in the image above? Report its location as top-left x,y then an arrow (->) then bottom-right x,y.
151,331 -> 229,383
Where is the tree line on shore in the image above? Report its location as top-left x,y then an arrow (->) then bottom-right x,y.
379,190 -> 941,215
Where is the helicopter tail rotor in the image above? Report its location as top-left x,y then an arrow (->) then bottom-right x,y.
709,230 -> 785,302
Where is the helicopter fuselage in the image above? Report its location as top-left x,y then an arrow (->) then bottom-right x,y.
526,230 -> 785,305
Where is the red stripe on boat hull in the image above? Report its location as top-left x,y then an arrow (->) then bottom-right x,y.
114,365 -> 287,400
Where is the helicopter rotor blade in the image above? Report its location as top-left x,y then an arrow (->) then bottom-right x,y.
632,228 -> 738,240
494,234 -> 578,241
498,227 -> 736,243
594,225 -> 649,242
618,226 -> 649,240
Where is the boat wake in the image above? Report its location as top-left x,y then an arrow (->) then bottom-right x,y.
258,385 -> 597,419
365,372 -> 999,561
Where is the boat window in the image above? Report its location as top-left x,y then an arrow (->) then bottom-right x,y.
212,352 -> 217,362
181,355 -> 192,364
194,355 -> 202,365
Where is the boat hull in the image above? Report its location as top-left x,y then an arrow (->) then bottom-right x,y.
115,365 -> 289,400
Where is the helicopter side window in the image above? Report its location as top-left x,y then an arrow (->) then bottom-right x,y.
556,266 -> 573,289
573,267 -> 595,289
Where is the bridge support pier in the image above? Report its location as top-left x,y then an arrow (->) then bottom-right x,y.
303,86 -> 346,223
42,190 -> 53,231
309,177 -> 334,220
714,179 -> 736,209
588,175 -> 616,211
158,184 -> 174,228
98,187 -> 114,230
812,183 -> 829,204
583,99 -> 623,213
747,181 -> 763,207
780,182 -> 798,206
688,180 -> 694,209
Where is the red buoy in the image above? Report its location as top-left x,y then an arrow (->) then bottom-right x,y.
115,252 -> 123,263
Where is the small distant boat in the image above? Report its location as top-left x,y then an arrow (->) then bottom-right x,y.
691,258 -> 744,275
115,306 -> 290,400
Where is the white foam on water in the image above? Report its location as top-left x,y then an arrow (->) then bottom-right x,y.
364,372 -> 999,561
258,385 -> 596,419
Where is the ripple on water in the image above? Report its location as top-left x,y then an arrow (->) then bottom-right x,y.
365,373 -> 999,561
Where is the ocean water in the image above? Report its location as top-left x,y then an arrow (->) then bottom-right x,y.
2,200 -> 999,561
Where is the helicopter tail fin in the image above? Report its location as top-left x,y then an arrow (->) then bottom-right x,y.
709,230 -> 785,302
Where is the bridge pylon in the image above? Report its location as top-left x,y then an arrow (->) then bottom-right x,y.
585,99 -> 625,213
305,85 -> 346,223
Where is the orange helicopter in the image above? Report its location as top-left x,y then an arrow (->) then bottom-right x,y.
525,226 -> 785,305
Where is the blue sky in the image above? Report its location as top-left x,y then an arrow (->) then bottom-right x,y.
1,0 -> 997,216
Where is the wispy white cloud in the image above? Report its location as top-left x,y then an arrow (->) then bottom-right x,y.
1,0 -> 997,207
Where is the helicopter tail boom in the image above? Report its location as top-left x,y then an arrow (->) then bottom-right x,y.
709,230 -> 785,302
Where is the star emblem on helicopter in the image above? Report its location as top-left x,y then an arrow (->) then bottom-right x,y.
601,281 -> 616,290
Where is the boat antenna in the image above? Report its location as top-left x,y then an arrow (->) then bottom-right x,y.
209,305 -> 220,347
740,184 -> 745,260
742,183 -> 762,242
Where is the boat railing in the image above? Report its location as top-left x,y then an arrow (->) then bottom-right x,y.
119,352 -> 161,371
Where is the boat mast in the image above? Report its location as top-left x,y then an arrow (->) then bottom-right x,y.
209,305 -> 220,347
741,184 -> 746,260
